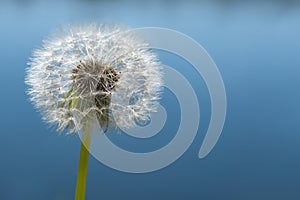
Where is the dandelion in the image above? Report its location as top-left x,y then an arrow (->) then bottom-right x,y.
25,24 -> 163,200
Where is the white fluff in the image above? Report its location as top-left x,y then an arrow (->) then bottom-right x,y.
26,24 -> 163,134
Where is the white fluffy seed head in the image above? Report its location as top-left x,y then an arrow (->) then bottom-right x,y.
25,24 -> 163,134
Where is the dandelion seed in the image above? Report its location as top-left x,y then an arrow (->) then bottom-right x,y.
26,24 -> 163,133
25,24 -> 163,200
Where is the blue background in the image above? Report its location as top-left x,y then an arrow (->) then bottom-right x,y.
0,0 -> 300,199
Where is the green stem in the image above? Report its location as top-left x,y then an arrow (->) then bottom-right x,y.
61,86 -> 74,108
75,126 -> 91,200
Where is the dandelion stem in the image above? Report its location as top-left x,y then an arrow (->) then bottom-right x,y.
61,86 -> 74,108
75,125 -> 91,200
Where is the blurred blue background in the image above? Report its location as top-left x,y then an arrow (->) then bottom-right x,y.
0,0 -> 300,199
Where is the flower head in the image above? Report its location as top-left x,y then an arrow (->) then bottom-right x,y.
26,24 -> 163,133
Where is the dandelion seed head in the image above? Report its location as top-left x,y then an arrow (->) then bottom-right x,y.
26,24 -> 163,134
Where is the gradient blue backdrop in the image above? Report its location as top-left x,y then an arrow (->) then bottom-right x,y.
0,0 -> 300,199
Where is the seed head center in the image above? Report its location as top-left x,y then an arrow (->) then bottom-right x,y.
72,60 -> 120,96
